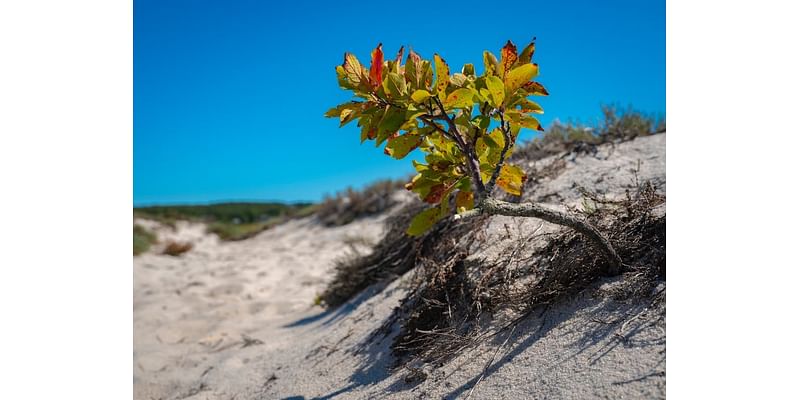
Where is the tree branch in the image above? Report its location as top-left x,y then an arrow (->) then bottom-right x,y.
485,111 -> 513,194
432,96 -> 487,198
454,197 -> 623,274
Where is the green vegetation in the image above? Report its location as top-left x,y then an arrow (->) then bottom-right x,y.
134,202 -> 317,241
133,224 -> 157,256
327,40 -> 547,235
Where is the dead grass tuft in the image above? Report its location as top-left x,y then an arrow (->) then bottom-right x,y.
316,179 -> 407,227
162,241 -> 194,257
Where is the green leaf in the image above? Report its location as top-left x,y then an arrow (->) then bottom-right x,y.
485,76 -> 505,108
407,207 -> 443,236
504,63 -> 539,95
518,40 -> 536,64
383,72 -> 407,98
443,88 -> 476,109
433,54 -> 450,100
462,63 -> 475,77
376,108 -> 406,145
496,164 -> 527,196
472,115 -> 490,130
411,89 -> 432,103
384,133 -> 422,159
324,102 -> 359,118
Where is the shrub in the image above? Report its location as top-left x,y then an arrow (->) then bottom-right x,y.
327,40 -> 622,271
133,224 -> 157,256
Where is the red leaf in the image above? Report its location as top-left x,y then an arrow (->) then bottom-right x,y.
369,43 -> 384,89
423,184 -> 446,204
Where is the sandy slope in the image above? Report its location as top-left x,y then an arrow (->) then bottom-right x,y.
134,133 -> 666,399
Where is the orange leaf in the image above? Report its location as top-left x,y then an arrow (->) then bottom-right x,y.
369,43 -> 384,89
500,40 -> 518,78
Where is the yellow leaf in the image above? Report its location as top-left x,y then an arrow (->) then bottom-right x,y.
485,76 -> 505,108
504,64 -> 539,95
443,88 -> 475,109
411,89 -> 432,103
455,191 -> 474,211
496,164 -> 527,196
433,54 -> 450,100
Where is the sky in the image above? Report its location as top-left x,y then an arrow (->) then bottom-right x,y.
134,0 -> 665,206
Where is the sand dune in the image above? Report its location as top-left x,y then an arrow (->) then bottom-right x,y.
134,133 -> 666,399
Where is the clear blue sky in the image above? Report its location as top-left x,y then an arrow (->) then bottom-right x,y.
134,0 -> 665,206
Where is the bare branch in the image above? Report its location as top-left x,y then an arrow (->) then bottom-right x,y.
454,197 -> 623,274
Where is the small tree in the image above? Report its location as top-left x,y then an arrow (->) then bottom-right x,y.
326,40 -> 622,273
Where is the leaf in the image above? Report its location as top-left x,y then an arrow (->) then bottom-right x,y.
405,48 -> 422,88
512,114 -> 544,131
522,81 -> 549,96
504,63 -> 538,95
339,108 -> 360,127
516,99 -> 544,114
383,72 -> 407,98
443,88 -> 476,109
407,207 -> 443,236
496,164 -> 527,196
369,43 -> 384,89
324,101 -> 360,118
462,63 -> 475,76
411,89 -> 432,103
433,54 -> 450,99
342,53 -> 366,87
518,39 -> 536,64
455,191 -> 474,211
483,51 -> 499,77
376,108 -> 406,145
384,133 -> 422,159
485,76 -> 505,107
449,73 -> 468,87
394,46 -> 404,66
500,40 -> 518,78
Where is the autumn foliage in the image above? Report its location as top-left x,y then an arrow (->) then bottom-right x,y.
326,40 -> 548,235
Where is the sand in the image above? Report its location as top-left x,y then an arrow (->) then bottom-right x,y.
134,133 -> 666,399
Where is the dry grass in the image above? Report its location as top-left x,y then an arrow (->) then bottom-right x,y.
161,241 -> 194,257
387,182 -> 665,367
319,200 -> 488,308
316,179 -> 407,227
512,105 -> 665,164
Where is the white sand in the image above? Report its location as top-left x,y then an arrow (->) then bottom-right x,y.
134,134 -> 666,399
